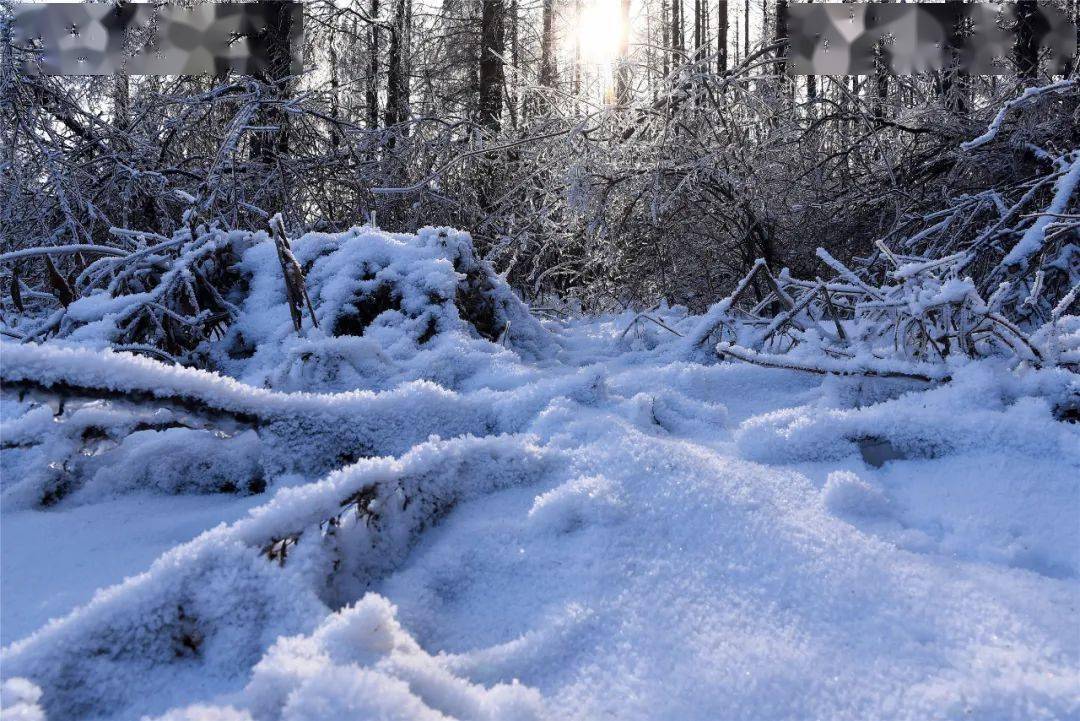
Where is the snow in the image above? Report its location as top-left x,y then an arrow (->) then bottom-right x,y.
960,79 -> 1076,151
2,229 -> 1078,721
1000,155 -> 1080,270
0,493 -> 267,646
733,360 -> 1079,466
822,470 -> 892,518
177,594 -> 545,721
0,679 -> 46,721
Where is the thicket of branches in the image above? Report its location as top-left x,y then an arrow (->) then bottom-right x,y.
2,0 -> 1078,318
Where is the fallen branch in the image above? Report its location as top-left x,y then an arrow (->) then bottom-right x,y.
619,313 -> 685,340
0,245 -> 128,264
716,342 -> 948,382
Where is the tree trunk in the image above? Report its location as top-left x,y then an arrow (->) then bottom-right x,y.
1014,0 -> 1039,86
804,0 -> 815,100
386,0 -> 411,130
694,0 -> 702,56
367,0 -> 380,129
329,29 -> 340,148
573,0 -> 583,97
616,0 -> 632,103
251,2 -> 296,166
873,40 -> 888,121
672,0 -> 683,69
743,0 -> 749,59
479,0 -> 506,129
112,76 -> 129,132
717,0 -> 728,73
540,0 -> 557,88
249,1 -> 297,219
774,0 -> 788,78
943,9 -> 969,114
662,0 -> 671,78
509,0 -> 520,126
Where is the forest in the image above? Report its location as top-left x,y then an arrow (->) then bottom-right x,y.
0,0 -> 1078,719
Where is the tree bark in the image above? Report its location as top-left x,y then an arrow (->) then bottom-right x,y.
385,0 -> 411,130
774,0 -> 788,78
616,0 -> 632,103
540,0 -> 557,89
672,0 -> 683,69
367,0 -> 381,129
1014,0 -> 1039,86
743,0 -> 749,59
717,0 -> 728,73
479,0 -> 506,129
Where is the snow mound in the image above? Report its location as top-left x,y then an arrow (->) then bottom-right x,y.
735,361 -> 1080,465
218,226 -> 551,390
151,707 -> 253,721
0,535 -> 326,720
0,342 -> 503,493
822,471 -> 892,518
0,399 -> 264,509
527,475 -> 626,535
1,434 -> 557,720
151,595 -> 543,721
621,390 -> 728,435
46,225 -> 551,390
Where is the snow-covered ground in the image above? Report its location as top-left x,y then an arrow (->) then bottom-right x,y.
2,228 -> 1078,720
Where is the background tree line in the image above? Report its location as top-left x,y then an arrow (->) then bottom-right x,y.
2,0 -> 1078,312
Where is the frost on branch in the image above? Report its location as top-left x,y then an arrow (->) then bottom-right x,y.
685,82 -> 1079,385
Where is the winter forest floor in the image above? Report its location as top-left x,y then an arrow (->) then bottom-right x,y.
2,307 -> 1078,721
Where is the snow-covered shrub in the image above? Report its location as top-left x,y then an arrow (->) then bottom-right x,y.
680,82 -> 1079,387
219,225 -> 552,390
41,228 -> 252,364
9,225 -> 550,382
690,247 -> 1077,384
245,433 -> 558,607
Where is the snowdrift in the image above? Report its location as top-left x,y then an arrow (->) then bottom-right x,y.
1,432 -> 556,719
1,214 -> 1077,720
0,343 -> 500,507
1,325 -> 1078,720
735,361 -> 1080,465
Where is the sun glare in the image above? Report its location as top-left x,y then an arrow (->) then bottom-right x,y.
576,0 -> 624,66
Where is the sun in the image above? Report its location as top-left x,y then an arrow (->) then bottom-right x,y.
576,0 -> 624,66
